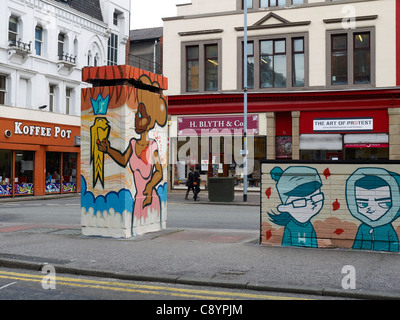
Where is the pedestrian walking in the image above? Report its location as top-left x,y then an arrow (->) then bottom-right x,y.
193,165 -> 201,201
185,167 -> 195,200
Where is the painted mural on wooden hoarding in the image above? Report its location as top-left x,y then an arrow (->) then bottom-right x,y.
261,163 -> 400,252
81,66 -> 168,238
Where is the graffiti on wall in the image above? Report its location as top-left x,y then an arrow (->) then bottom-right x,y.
81,65 -> 168,238
262,163 -> 400,252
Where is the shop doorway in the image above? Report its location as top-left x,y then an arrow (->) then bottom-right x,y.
0,150 -> 12,197
15,151 -> 34,195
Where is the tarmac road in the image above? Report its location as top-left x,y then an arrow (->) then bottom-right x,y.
0,192 -> 400,300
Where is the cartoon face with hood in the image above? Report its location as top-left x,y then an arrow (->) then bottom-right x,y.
268,166 -> 324,248
346,168 -> 400,252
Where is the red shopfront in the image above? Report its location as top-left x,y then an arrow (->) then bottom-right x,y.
299,109 -> 389,161
0,118 -> 80,197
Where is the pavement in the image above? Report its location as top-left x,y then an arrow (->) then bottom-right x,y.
1,191 -> 400,300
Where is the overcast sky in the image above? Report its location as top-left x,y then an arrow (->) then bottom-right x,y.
130,0 -> 189,30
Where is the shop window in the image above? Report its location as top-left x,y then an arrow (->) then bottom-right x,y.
0,150 -> 12,196
62,153 -> 77,193
46,152 -> 61,194
276,136 -> 292,159
15,151 -> 34,195
345,147 -> 388,160
301,150 -> 343,161
173,135 -> 265,189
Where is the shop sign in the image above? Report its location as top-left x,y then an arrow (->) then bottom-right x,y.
13,121 -> 72,139
345,143 -> 389,148
313,118 -> 373,132
177,115 -> 259,136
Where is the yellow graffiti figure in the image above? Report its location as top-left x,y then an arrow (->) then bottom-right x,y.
90,117 -> 110,188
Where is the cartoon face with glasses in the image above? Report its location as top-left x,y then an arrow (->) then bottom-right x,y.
346,168 -> 400,252
268,166 -> 325,248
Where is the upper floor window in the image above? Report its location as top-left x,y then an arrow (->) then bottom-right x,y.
0,75 -> 7,105
183,41 -> 221,93
260,0 -> 286,8
113,12 -> 119,26
49,85 -> 56,112
58,33 -> 65,59
205,44 -> 219,91
328,29 -> 373,86
292,38 -> 305,87
186,46 -> 199,92
241,35 -> 306,90
241,0 -> 305,10
8,16 -> 19,45
260,39 -> 287,88
66,88 -> 72,115
35,26 -> 43,56
107,33 -> 118,66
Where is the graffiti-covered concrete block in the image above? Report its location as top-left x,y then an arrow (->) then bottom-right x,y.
261,161 -> 400,252
81,65 -> 168,238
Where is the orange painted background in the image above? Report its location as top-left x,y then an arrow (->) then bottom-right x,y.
0,118 -> 80,147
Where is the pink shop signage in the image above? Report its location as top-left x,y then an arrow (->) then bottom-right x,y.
177,115 -> 259,136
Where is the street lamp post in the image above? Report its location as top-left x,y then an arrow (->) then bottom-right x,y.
243,1 -> 248,202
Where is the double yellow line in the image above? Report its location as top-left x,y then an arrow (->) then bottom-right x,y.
0,270 -> 308,300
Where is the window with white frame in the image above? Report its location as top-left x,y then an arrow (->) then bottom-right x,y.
0,75 -> 7,105
49,85 -> 56,112
8,16 -> 19,45
66,88 -> 72,114
35,26 -> 43,56
107,33 -> 118,66
58,33 -> 65,59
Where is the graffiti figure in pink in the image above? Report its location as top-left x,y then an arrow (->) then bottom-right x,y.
97,75 -> 167,222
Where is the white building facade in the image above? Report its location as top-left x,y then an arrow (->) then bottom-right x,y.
0,0 -> 130,198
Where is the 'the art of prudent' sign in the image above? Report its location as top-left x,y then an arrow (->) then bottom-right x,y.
313,118 -> 373,132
